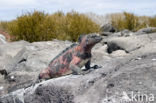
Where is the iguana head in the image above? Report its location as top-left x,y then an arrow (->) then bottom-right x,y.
78,34 -> 102,52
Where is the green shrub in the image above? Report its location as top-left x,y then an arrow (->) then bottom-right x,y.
6,11 -> 156,42
110,13 -> 124,31
65,11 -> 100,41
8,11 -> 100,42
110,12 -> 140,31
8,11 -> 47,42
109,12 -> 156,31
149,16 -> 156,27
0,21 -> 10,32
123,12 -> 139,31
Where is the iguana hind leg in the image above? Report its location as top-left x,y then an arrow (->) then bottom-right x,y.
70,64 -> 83,75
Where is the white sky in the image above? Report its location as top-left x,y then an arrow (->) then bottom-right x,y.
0,0 -> 156,21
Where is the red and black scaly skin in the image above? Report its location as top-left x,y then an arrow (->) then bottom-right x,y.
39,34 -> 102,80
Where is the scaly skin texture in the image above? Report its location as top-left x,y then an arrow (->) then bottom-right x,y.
39,34 -> 102,80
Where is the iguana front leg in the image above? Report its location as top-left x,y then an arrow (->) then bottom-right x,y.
69,57 -> 90,75
84,60 -> 91,71
84,60 -> 102,70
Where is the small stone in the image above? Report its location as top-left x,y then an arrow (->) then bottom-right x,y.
11,75 -> 15,79
107,83 -> 114,88
136,58 -> 142,60
0,86 -> 4,90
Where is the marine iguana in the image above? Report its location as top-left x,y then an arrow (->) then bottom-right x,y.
39,34 -> 102,80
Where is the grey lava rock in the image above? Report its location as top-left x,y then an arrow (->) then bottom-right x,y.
110,50 -> 128,57
5,40 -> 72,73
0,40 -> 72,96
0,40 -> 30,77
1,53 -> 156,103
100,32 -> 113,36
0,40 -> 29,75
121,29 -> 133,37
100,24 -> 116,33
135,27 -> 156,35
106,33 -> 156,53
0,40 -> 30,58
1,32 -> 156,103
0,34 -> 6,44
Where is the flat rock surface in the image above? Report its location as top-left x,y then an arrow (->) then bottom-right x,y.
1,53 -> 156,103
106,33 -> 156,53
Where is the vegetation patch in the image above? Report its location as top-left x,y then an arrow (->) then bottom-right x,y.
0,11 -> 99,42
0,11 -> 156,42
109,12 -> 156,31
